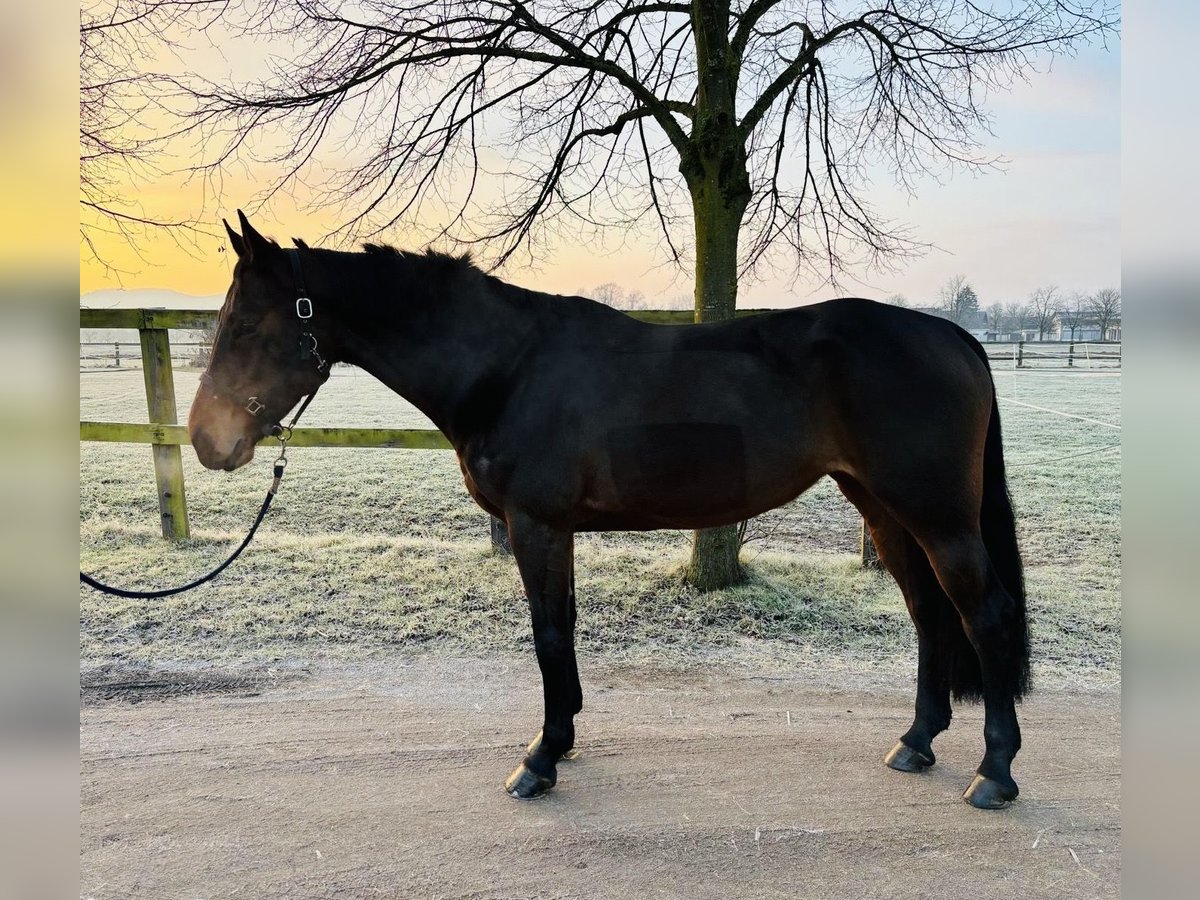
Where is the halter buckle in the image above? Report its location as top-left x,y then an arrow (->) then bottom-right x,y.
296,297 -> 313,319
245,396 -> 266,416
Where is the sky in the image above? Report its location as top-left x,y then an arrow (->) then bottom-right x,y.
79,17 -> 1120,310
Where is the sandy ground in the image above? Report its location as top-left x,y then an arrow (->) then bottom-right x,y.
80,656 -> 1120,899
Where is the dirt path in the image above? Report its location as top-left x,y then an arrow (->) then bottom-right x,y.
80,656 -> 1120,899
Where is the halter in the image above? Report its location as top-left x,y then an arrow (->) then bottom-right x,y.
288,246 -> 327,371
200,248 -> 329,436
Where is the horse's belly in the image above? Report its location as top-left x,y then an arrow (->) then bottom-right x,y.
583,421 -> 815,529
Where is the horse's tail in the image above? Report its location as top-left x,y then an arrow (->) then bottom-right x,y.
979,387 -> 1032,699
954,328 -> 1031,701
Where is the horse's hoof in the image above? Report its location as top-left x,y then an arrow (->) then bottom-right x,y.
526,729 -> 581,761
962,774 -> 1018,810
884,741 -> 935,772
505,763 -> 556,800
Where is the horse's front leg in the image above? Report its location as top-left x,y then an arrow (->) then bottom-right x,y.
503,511 -> 582,800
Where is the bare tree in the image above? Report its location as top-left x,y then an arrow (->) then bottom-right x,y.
984,302 -> 1004,338
80,1 -> 222,271
1027,285 -> 1060,341
170,0 -> 1116,589
938,274 -> 979,325
883,293 -> 909,308
1003,301 -> 1028,339
189,321 -> 218,367
581,282 -> 649,310
1059,291 -> 1088,341
938,274 -> 965,307
1090,287 -> 1121,340
588,283 -> 625,307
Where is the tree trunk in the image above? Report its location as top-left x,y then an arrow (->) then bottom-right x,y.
682,155 -> 749,591
489,515 -> 512,554
861,520 -> 881,569
679,0 -> 750,592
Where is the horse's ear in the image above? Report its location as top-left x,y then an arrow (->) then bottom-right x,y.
223,218 -> 246,259
235,209 -> 278,262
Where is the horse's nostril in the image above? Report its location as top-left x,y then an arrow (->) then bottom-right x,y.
229,437 -> 246,465
192,430 -> 226,470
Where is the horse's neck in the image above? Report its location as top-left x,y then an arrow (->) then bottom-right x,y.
330,261 -> 534,443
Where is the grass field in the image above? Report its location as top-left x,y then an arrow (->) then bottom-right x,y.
80,364 -> 1121,685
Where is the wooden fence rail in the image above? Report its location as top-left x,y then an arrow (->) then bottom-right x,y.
80,420 -> 454,450
1004,340 -> 1121,369
80,341 -> 207,369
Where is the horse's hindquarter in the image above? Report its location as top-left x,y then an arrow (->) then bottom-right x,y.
805,300 -> 997,507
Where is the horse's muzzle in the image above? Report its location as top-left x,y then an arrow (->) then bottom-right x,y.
192,430 -> 255,472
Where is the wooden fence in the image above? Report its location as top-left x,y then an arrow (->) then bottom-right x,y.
80,340 -> 207,369
987,340 -> 1121,369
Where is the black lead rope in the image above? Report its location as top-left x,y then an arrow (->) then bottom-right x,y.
79,394 -> 315,599
80,461 -> 284,599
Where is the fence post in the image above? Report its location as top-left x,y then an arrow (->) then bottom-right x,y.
1068,342 -> 1075,368
139,317 -> 190,539
1016,340 -> 1024,369
861,520 -> 881,570
490,515 -> 512,554
114,342 -> 121,367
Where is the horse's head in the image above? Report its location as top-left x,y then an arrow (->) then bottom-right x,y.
189,211 -> 330,471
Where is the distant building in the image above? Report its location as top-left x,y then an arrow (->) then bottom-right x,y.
910,306 -> 990,341
992,322 -> 1041,342
1052,309 -> 1120,342
901,300 -> 1120,343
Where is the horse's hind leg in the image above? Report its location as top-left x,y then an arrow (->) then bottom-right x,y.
878,531 -> 958,773
503,511 -> 583,800
832,475 -> 953,772
916,532 -> 1024,809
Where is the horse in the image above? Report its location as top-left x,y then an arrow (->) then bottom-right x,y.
190,211 -> 1031,810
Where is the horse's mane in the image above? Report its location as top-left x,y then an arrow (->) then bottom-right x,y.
289,236 -> 476,272
284,237 -> 488,306
362,243 -> 477,273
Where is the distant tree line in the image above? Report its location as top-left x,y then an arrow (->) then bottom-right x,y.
886,277 -> 1121,341
576,283 -> 691,312
587,273 -> 1122,341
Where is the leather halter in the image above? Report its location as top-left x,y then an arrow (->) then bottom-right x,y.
200,248 -> 329,435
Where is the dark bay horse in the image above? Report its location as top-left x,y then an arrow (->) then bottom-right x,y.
190,212 -> 1031,809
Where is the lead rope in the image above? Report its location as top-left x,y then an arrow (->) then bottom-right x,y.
79,394 -> 315,599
